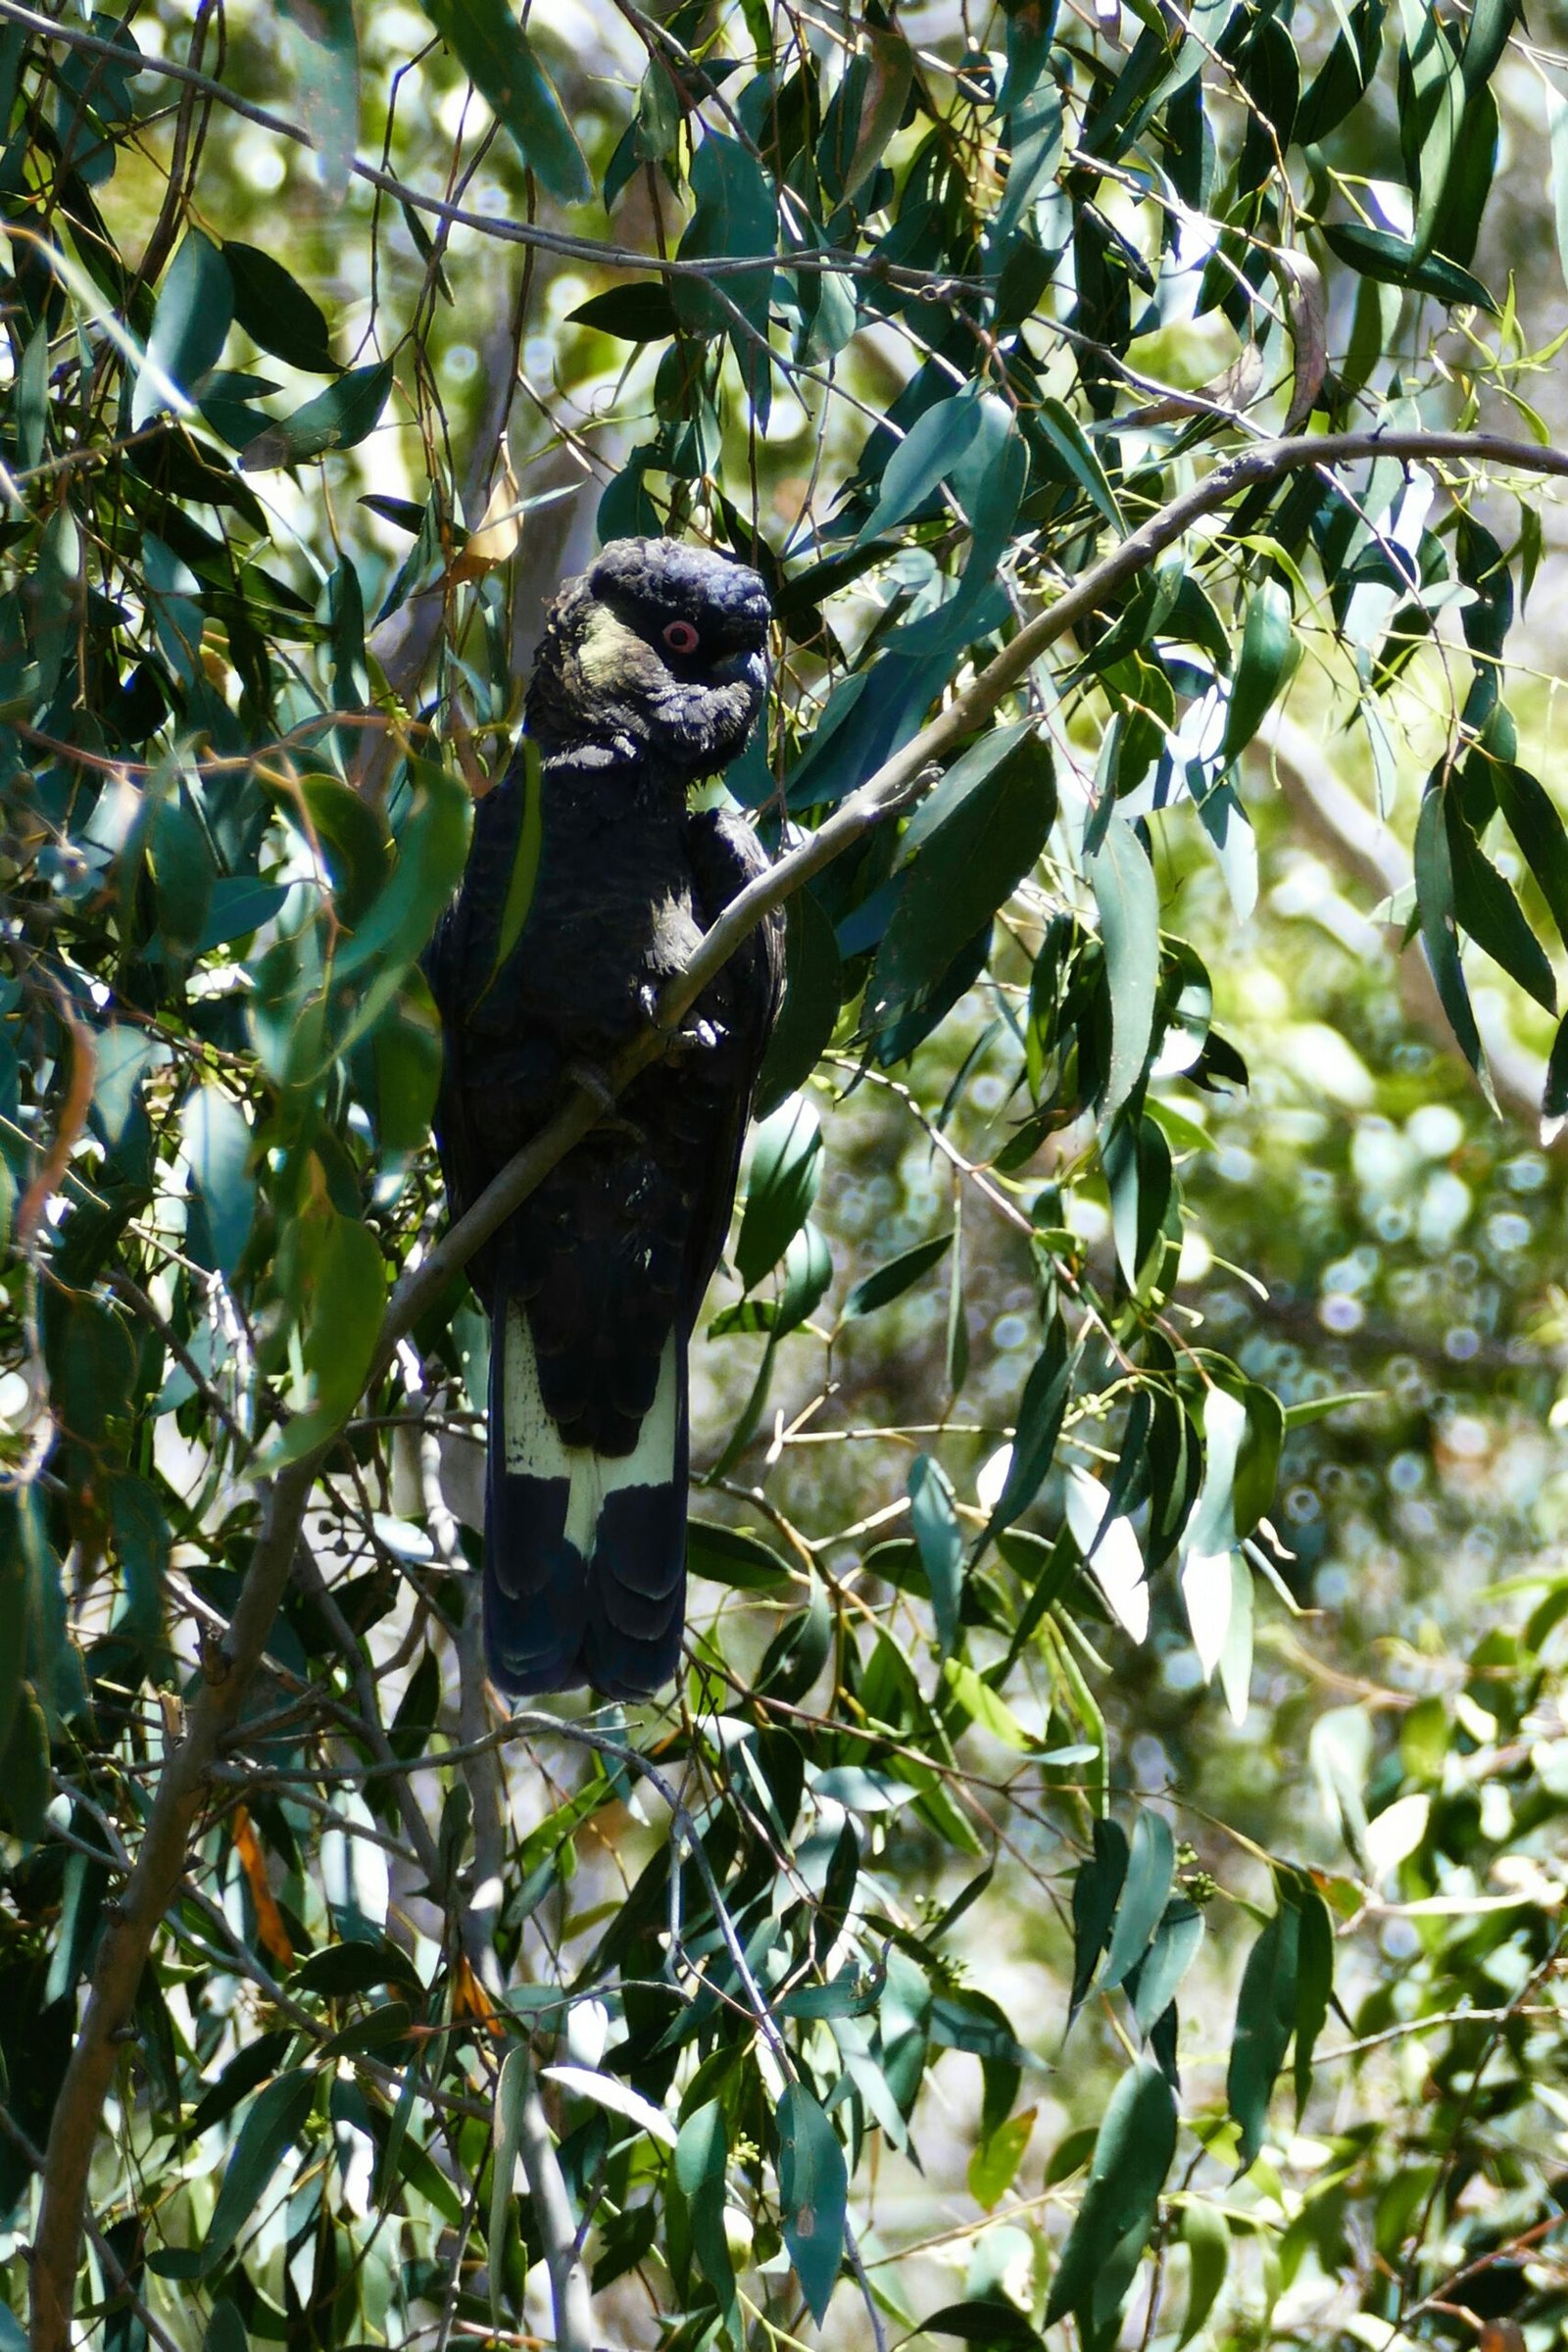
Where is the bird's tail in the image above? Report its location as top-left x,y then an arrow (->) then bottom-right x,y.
483,1294 -> 688,1699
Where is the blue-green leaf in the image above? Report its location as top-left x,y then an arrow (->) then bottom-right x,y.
777,2083 -> 847,2324
420,0 -> 589,203
1087,814 -> 1160,1122
908,1451 -> 964,1656
1042,2060 -> 1177,2328
133,230 -> 232,427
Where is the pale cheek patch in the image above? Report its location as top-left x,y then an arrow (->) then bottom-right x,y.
577,608 -> 651,690
503,1304 -> 679,1561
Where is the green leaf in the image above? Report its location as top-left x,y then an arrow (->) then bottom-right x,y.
45,1289 -> 135,1447
0,1687 -> 48,1843
1320,221 -> 1497,311
300,771 -> 391,931
1178,2204 -> 1230,2345
1221,579 -> 1295,760
856,393 -> 985,547
1492,763 -> 1568,956
845,1231 -> 953,1320
919,2300 -> 1044,2347
0,1500 -> 25,1759
1547,1006 -> 1568,1122
1130,1900 -> 1204,2038
1413,785 -> 1489,1091
568,283 -> 679,341
1292,1875 -> 1333,2117
133,229 -> 233,427
181,1085 -> 255,1276
290,1937 -> 422,1997
775,1219 -> 834,1335
280,0 -> 359,198
868,732 -> 1054,1020
1043,2061 -> 1177,2328
1101,1809 -> 1176,1991
672,130 -> 777,357
687,1519 -> 795,1592
1087,814 -> 1160,1122
151,795 -> 215,955
1444,794 -> 1556,1010
777,2082 -> 848,2324
985,1317 -> 1071,1542
194,878 -> 289,955
908,1452 -> 964,1656
490,2042 -> 529,2322
318,754 -> 471,1067
203,2067 -> 317,2269
1227,1886 -> 1300,2168
968,2107 -> 1038,2212
756,885 -> 844,1120
675,2099 -> 739,2327
735,1095 -> 823,1289
205,2298 -> 249,2352
240,361 -> 394,469
420,0 -> 589,203
1038,395 -> 1126,534
222,241 -> 331,373
1069,1818 -> 1128,2020
902,723 -> 1036,858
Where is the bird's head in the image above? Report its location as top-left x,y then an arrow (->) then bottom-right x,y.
526,537 -> 772,786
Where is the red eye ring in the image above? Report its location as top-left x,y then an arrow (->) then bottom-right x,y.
662,619 -> 700,655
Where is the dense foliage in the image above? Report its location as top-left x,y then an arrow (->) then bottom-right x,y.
5,0 -> 1568,2347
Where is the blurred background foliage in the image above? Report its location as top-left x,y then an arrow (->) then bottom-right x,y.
7,0 -> 1568,2345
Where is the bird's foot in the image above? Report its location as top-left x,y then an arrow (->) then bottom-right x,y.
639,983 -> 727,1059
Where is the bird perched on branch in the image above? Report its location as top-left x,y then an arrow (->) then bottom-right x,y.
427,537 -> 783,1700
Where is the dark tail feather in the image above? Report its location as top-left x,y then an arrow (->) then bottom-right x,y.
580,1351 -> 689,1700
483,1294 -> 688,1699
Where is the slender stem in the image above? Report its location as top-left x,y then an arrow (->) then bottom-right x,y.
294,1553 -> 597,2352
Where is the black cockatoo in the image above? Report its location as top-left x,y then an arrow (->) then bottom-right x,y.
426,537 -> 784,1700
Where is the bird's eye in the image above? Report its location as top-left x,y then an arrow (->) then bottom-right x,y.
662,619 -> 700,655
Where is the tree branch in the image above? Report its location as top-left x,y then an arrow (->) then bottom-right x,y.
30,415 -> 1568,2344
29,1455 -> 318,2352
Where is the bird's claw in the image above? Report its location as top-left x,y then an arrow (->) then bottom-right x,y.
568,1057 -> 617,1112
567,1060 -> 645,1140
639,982 -> 728,1059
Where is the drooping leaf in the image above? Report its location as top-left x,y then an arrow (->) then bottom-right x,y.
1221,578 -> 1295,760
1100,1808 -> 1176,1991
280,0 -> 359,197
908,1452 -> 964,1656
675,2100 -> 739,2326
756,886 -> 843,1118
777,2083 -> 847,2324
419,0 -> 589,202
735,1095 -> 823,1289
868,732 -> 1054,1021
133,230 -> 233,427
1042,2060 -> 1177,2328
1087,814 -> 1160,1123
202,2068 -> 318,2269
